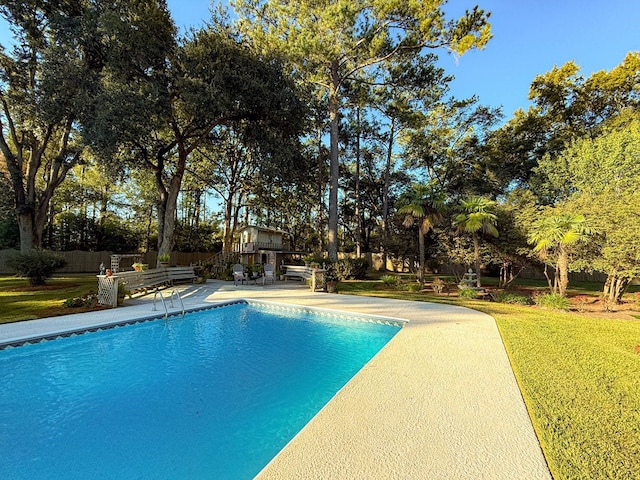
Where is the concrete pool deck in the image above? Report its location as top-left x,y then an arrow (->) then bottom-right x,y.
0,280 -> 551,479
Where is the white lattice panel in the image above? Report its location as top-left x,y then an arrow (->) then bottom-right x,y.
97,275 -> 119,307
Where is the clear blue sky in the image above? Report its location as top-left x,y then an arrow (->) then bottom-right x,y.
167,0 -> 639,119
1,0 -> 638,120
437,0 -> 640,117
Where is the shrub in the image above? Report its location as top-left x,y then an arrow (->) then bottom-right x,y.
117,282 -> 129,304
431,277 -> 445,294
63,292 -> 98,308
406,282 -> 423,292
495,292 -> 533,305
334,258 -> 368,280
322,261 -> 339,283
458,288 -> 478,299
63,297 -> 85,308
9,249 -> 67,285
572,294 -> 592,313
535,293 -> 570,310
381,275 -> 400,287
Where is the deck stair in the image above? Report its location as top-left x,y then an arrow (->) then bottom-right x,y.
204,251 -> 238,278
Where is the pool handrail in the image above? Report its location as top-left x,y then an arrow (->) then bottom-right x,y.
152,289 -> 169,320
169,289 -> 185,318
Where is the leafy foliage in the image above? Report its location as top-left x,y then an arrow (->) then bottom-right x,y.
494,292 -> 532,305
380,275 -> 400,287
458,288 -> 478,299
535,113 -> 640,301
534,293 -> 570,311
333,258 -> 368,280
8,250 -> 67,286
454,196 -> 498,286
397,183 -> 446,283
431,277 -> 446,294
0,0 -> 175,252
63,292 -> 98,308
405,282 -> 423,292
232,0 -> 492,260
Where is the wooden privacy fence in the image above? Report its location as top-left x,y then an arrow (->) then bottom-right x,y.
0,250 -> 213,275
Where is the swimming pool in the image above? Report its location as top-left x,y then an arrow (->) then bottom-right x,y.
0,301 -> 402,479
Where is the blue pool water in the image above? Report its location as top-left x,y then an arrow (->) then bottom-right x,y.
0,302 -> 401,479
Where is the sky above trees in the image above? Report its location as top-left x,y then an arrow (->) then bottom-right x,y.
1,1 -> 634,117
164,0 -> 639,119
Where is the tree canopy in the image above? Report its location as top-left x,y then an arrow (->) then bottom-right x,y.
231,0 -> 492,260
0,1 -> 637,305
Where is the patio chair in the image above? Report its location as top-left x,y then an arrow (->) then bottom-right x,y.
263,264 -> 275,285
232,264 -> 247,286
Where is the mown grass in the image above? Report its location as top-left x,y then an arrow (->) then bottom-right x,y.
0,275 -> 101,323
339,280 -> 640,479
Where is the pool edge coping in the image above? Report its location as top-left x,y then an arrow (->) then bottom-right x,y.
0,298 -> 407,349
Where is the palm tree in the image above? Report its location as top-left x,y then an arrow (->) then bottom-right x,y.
398,184 -> 446,284
454,196 -> 499,287
528,212 -> 592,296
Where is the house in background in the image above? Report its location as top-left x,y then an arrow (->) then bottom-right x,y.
235,225 -> 305,270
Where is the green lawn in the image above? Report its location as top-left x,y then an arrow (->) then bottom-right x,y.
339,280 -> 640,480
0,274 -> 101,323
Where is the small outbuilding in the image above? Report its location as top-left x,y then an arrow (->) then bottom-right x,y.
235,226 -> 305,271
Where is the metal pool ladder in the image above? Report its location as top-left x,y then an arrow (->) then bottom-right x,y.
153,288 -> 185,320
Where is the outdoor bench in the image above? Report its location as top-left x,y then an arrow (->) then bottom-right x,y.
116,269 -> 170,296
116,266 -> 196,296
282,265 -> 314,282
167,266 -> 197,285
282,265 -> 327,292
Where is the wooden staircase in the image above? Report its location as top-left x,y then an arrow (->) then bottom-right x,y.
203,251 -> 239,278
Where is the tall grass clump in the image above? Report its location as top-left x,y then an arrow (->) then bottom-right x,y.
535,293 -> 570,310
380,275 -> 400,287
405,282 -> 422,292
458,288 -> 478,299
495,291 -> 532,305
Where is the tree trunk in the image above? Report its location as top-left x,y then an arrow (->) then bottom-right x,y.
472,232 -> 482,287
380,118 -> 395,272
16,211 -> 36,253
316,125 -> 326,253
327,61 -> 340,261
499,261 -> 508,288
501,261 -> 526,290
9,165 -> 38,252
557,248 -> 569,296
16,114 -> 78,250
5,144 -> 75,252
355,106 -> 362,258
418,225 -> 425,284
155,147 -> 186,267
542,263 -> 554,293
222,193 -> 234,254
603,273 -> 630,303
